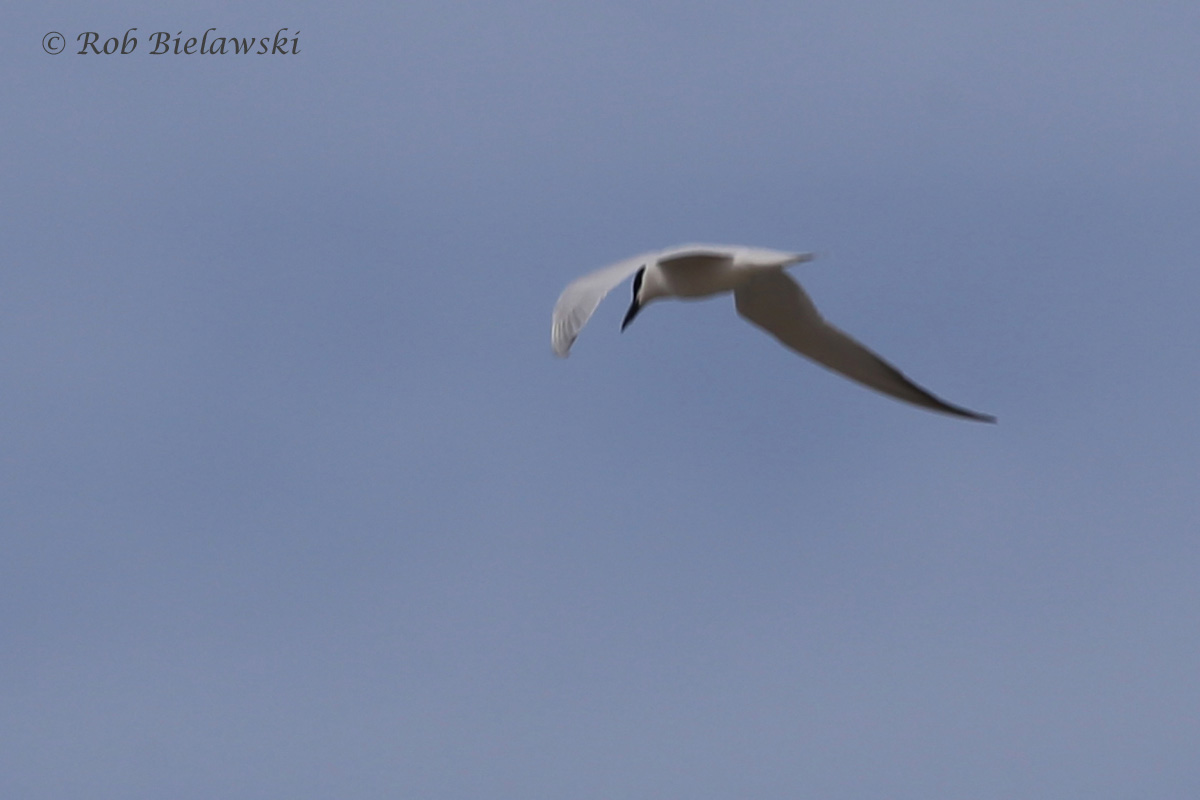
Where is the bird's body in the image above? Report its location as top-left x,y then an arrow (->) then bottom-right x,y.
551,243 -> 994,422
637,245 -> 806,300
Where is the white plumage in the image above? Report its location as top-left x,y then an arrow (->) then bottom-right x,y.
551,244 -> 994,422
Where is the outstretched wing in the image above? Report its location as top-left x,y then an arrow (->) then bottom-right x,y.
551,252 -> 651,357
734,271 -> 995,422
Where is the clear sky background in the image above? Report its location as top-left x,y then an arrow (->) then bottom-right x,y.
4,2 -> 1199,798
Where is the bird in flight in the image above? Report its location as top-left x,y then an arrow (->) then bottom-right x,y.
551,244 -> 994,422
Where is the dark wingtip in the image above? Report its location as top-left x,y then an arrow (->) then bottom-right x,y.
940,402 -> 996,423
877,360 -> 996,423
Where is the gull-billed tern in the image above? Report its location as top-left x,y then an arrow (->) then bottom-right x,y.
551,244 -> 995,422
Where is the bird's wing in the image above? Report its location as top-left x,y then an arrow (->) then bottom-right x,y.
734,271 -> 995,422
551,253 -> 651,357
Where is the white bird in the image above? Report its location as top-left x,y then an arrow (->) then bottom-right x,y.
551,244 -> 994,422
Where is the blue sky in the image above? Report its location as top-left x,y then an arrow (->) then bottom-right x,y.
4,2 -> 1199,798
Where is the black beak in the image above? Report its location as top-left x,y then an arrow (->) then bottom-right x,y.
621,299 -> 642,331
621,266 -> 646,332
